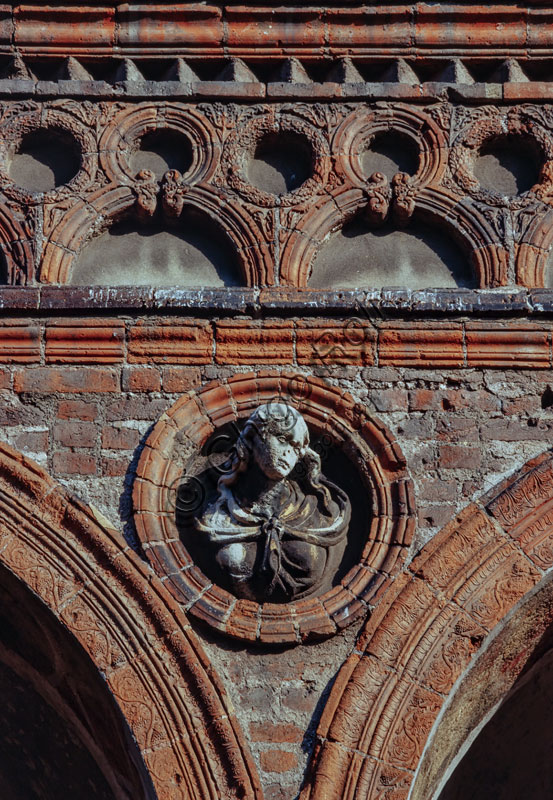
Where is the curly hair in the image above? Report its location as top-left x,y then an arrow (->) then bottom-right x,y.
218,403 -> 335,513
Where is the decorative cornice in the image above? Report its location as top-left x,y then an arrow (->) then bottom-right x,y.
4,286 -> 553,317
2,5 -> 553,61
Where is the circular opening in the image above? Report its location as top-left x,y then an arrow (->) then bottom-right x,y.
9,128 -> 81,192
474,133 -> 542,195
362,131 -> 419,179
130,130 -> 193,179
247,131 -> 313,195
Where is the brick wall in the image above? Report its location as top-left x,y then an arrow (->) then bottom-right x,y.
1,290 -> 552,794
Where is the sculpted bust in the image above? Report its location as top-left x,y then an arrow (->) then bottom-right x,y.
194,403 -> 351,603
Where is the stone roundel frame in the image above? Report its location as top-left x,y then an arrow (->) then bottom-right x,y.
0,107 -> 98,205
222,111 -> 331,208
99,103 -> 220,186
332,105 -> 447,189
133,372 -> 415,645
450,107 -> 553,206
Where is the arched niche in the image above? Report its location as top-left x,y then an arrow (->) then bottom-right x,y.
0,561 -> 153,800
414,573 -> 553,800
70,207 -> 242,287
308,214 -> 474,290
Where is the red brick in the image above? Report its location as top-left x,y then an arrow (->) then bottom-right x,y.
128,320 -> 212,364
52,451 -> 96,476
249,722 -> 303,744
215,321 -> 294,364
408,388 -> 442,411
53,421 -> 97,448
12,429 -> 48,453
435,416 -> 479,442
101,455 -> 129,476
45,319 -> 125,364
102,425 -> 140,450
281,685 -> 317,713
0,322 -> 40,363
162,367 -> 202,393
15,5 -> 115,47
465,324 -> 550,368
14,367 -> 119,394
226,7 -> 323,49
503,395 -> 542,416
379,324 -> 464,367
105,396 -> 169,422
415,6 -> 525,50
0,368 -> 11,390
481,419 -> 549,442
122,367 -> 161,392
418,478 -> 458,502
259,750 -> 298,774
116,4 -> 223,48
369,388 -> 408,412
296,319 -> 376,366
327,6 -> 411,49
57,400 -> 98,421
438,444 -> 482,470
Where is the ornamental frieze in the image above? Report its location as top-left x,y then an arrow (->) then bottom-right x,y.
0,99 -> 551,287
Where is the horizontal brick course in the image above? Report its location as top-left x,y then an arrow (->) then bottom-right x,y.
215,320 -> 294,364
379,324 -> 464,368
45,319 -> 125,364
14,367 -> 119,394
0,322 -> 40,363
128,321 -> 212,364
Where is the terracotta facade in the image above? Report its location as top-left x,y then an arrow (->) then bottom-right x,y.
2,3 -> 553,799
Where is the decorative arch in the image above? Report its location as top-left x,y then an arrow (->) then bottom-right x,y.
39,184 -> 273,286
280,186 -> 502,288
0,201 -> 35,284
516,205 -> 553,287
300,450 -> 553,800
411,569 -> 553,800
0,441 -> 262,800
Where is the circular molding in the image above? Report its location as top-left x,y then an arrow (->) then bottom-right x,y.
99,104 -> 220,186
450,107 -> 553,206
133,372 -> 415,645
0,107 -> 98,205
332,105 -> 447,189
221,111 -> 331,208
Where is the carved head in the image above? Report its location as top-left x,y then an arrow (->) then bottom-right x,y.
246,403 -> 309,480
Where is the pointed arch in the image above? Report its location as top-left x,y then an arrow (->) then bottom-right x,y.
0,442 -> 262,800
301,450 -> 553,800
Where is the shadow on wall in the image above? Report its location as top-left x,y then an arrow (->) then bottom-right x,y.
0,562 -> 153,800
438,642 -> 553,800
545,248 -> 553,289
71,208 -> 242,286
309,216 -> 475,289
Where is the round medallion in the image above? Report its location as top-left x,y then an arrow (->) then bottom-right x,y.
133,372 -> 414,644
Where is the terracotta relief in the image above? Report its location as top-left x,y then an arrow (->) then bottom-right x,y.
133,372 -> 414,644
0,99 -> 551,287
194,402 -> 351,603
